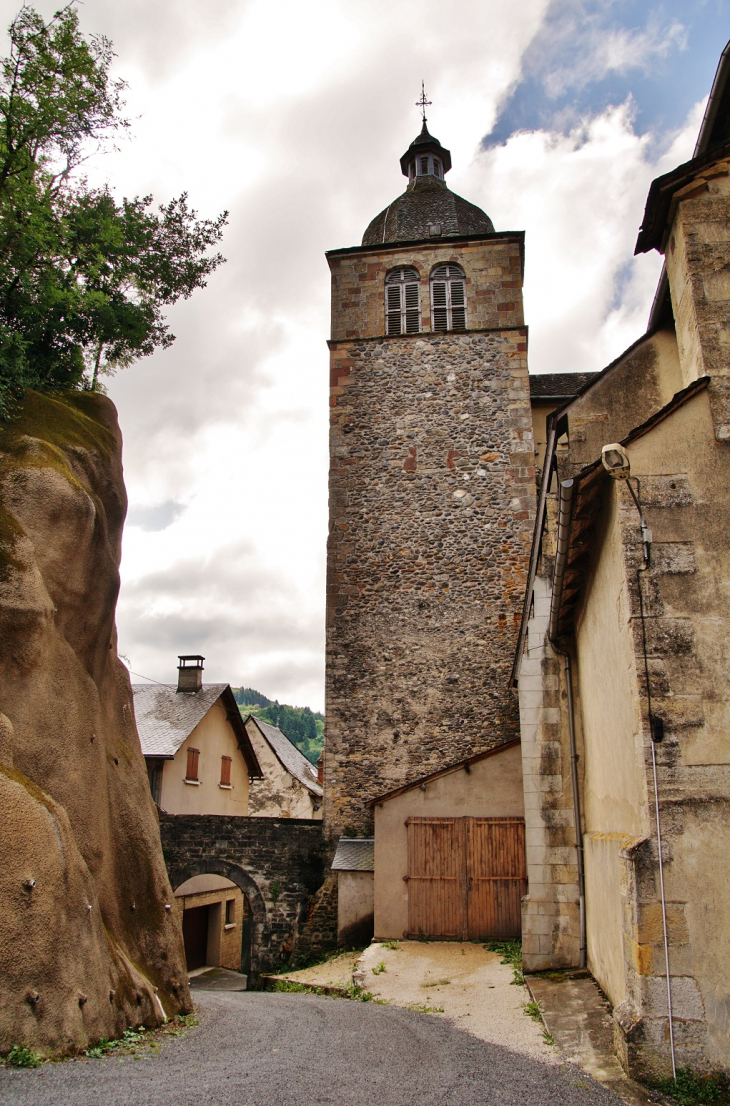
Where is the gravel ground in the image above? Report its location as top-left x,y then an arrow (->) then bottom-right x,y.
356,941 -> 554,1061
0,990 -> 625,1106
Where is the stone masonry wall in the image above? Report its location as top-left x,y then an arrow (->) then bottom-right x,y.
664,162 -> 730,437
518,572 -> 583,971
328,236 -> 523,341
325,324 -> 535,841
159,814 -> 326,975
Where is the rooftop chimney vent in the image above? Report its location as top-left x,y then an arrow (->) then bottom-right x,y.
177,655 -> 204,694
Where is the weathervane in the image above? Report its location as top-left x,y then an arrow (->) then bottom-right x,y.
416,80 -> 431,125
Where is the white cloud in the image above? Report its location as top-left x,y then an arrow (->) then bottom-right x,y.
0,0 -> 708,711
461,95 -> 701,378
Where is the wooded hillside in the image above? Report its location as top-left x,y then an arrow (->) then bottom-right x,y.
232,687 -> 324,765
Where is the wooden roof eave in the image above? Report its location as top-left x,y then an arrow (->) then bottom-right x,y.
221,687 -> 264,778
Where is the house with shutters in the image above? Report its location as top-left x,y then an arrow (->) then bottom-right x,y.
133,656 -> 263,977
133,655 -> 262,816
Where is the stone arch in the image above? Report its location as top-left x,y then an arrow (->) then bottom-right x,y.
169,859 -> 270,974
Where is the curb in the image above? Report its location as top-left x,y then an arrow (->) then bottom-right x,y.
260,974 -> 353,998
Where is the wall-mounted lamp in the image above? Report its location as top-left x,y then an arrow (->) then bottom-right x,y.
601,442 -> 631,479
601,443 -> 652,563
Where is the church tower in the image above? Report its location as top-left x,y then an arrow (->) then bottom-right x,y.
324,109 -> 535,840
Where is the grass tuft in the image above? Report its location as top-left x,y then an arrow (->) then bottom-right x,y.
5,1044 -> 43,1068
648,1069 -> 730,1105
523,1000 -> 543,1022
486,939 -> 524,986
371,962 -> 386,976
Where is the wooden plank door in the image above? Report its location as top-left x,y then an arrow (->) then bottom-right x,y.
466,817 -> 527,940
406,817 -> 467,939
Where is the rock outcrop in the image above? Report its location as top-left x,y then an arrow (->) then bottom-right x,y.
0,390 -> 191,1056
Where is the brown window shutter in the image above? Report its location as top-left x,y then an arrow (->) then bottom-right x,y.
220,756 -> 232,786
186,747 -> 200,781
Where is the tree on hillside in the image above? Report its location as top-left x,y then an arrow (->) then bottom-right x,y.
0,3 -> 227,418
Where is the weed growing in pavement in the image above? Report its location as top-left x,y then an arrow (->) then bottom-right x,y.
523,1000 -> 543,1022
272,980 -> 317,994
83,1014 -> 200,1060
382,941 -> 400,951
486,939 -> 524,986
270,978 -> 387,1005
542,1030 -> 555,1047
405,1002 -> 444,1014
422,980 -> 451,988
5,1045 -> 43,1068
371,962 -> 386,975
647,1069 -> 730,1105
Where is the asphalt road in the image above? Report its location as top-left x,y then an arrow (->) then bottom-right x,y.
0,991 -> 625,1106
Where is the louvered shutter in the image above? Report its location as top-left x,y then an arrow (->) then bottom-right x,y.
404,281 -> 420,333
431,281 -> 448,331
450,279 -> 466,330
220,755 -> 232,786
430,265 -> 467,331
385,268 -> 420,336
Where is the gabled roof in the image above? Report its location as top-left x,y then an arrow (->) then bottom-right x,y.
530,372 -> 599,400
243,714 -> 323,797
132,683 -> 262,777
367,739 -> 521,808
331,839 -> 374,872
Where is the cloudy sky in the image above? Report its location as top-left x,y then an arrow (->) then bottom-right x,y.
3,0 -> 727,710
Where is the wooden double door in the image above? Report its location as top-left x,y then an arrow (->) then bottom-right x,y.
406,816 -> 527,940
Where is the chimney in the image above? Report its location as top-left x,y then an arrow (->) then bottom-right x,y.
177,655 -> 204,693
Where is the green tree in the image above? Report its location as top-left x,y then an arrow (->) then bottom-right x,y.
0,3 -> 227,418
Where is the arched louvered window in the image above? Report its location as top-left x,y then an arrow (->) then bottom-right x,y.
385,267 -> 420,336
430,264 -> 466,332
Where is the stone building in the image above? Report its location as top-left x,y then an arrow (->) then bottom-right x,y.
243,713 -> 323,819
324,120 -> 536,842
513,45 -> 730,1079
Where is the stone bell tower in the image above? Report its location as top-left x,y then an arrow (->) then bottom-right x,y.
323,113 -> 535,840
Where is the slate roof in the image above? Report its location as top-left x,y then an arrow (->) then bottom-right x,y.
331,838 -> 375,872
243,715 -> 323,797
530,373 -> 599,400
132,683 -> 262,775
362,176 -> 494,247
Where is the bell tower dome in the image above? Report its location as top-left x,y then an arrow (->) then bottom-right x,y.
362,121 -> 495,246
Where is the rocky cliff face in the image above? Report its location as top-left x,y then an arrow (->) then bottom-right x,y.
0,390 -> 191,1056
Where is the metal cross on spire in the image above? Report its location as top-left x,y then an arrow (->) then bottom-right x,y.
416,81 -> 432,125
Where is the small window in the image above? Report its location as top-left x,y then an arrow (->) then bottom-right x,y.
385,267 -> 420,336
146,760 -> 163,805
433,159 -> 441,177
420,156 -> 429,174
430,264 -> 467,332
185,747 -> 200,781
225,898 -> 235,925
220,755 -> 232,786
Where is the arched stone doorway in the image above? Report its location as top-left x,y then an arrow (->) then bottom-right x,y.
169,860 -> 270,976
